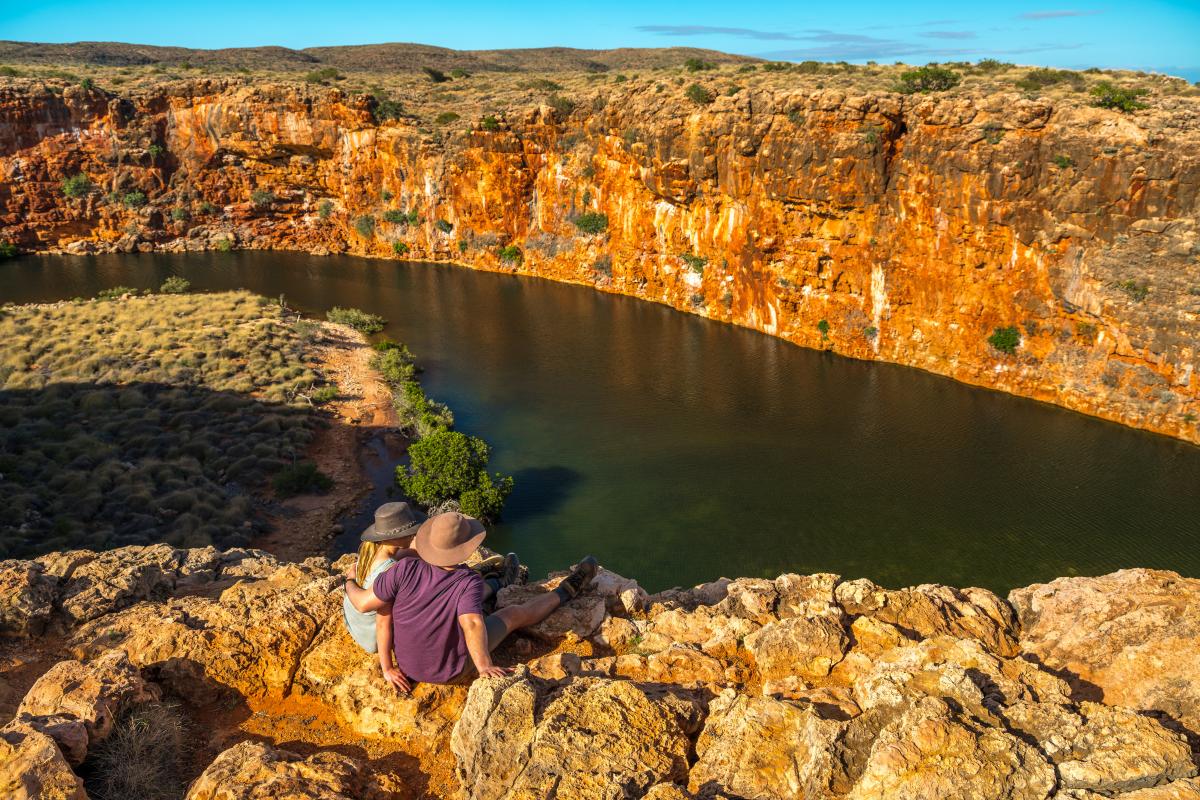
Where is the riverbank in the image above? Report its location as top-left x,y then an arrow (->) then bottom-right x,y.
1,545 -> 1197,799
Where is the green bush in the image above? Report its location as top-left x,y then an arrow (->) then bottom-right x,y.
96,286 -> 139,300
147,143 -> 164,160
1090,81 -> 1149,113
159,276 -> 191,294
685,83 -> 715,105
975,58 -> 1012,73
435,111 -> 460,125
1115,280 -> 1149,301
547,94 -> 575,118
326,306 -> 386,333
250,189 -> 275,208
62,174 -> 92,198
311,385 -> 338,404
763,61 -> 792,72
0,241 -> 17,259
684,57 -> 715,72
895,66 -> 961,94
681,254 -> 706,273
380,189 -> 394,203
372,345 -> 418,384
392,241 -> 410,255
498,245 -> 523,265
304,67 -> 340,84
1016,68 -> 1084,92
481,115 -> 501,132
170,207 -> 189,221
199,201 -> 218,215
397,430 -> 513,520
373,97 -> 403,123
817,319 -> 830,340
382,209 -> 409,224
215,237 -> 233,252
1053,154 -> 1074,168
122,191 -> 148,208
435,219 -> 453,234
450,68 -> 469,79
317,199 -> 334,219
988,326 -> 1020,355
422,66 -> 449,83
573,212 -> 608,235
80,77 -> 94,90
354,215 -> 375,238
272,461 -> 333,497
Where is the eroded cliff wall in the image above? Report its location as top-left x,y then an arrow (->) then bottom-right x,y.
2,79 -> 1198,441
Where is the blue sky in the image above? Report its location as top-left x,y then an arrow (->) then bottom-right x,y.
3,1 -> 1198,80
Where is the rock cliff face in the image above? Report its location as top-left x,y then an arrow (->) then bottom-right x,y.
2,79 -> 1199,442
1,545 -> 1198,798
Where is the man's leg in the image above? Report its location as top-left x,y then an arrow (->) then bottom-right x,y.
485,556 -> 598,648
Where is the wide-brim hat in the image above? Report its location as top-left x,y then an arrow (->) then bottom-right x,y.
361,502 -> 428,543
414,512 -> 486,567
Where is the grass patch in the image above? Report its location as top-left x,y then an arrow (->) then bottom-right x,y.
272,461 -> 333,497
325,306 -> 386,333
988,326 -> 1020,355
83,702 -> 190,800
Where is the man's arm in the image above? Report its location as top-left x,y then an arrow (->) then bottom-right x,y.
458,613 -> 507,679
375,603 -> 410,693
344,577 -> 387,612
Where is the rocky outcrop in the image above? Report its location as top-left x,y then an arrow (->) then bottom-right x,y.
2,79 -> 1198,443
0,545 -> 1197,799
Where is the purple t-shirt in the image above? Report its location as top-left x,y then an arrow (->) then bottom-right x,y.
372,558 -> 485,684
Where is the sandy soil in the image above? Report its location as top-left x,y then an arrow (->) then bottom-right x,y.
256,321 -> 405,562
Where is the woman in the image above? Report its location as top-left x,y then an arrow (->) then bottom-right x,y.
343,503 -> 521,654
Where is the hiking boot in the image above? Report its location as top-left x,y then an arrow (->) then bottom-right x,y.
474,553 -> 504,576
500,553 -> 524,587
555,556 -> 598,602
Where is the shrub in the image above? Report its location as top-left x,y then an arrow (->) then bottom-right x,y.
96,286 -> 139,300
62,174 -> 92,198
684,57 -> 715,72
199,201 -> 218,214
982,123 -> 1005,145
863,325 -> 878,339
794,61 -> 822,74
975,58 -> 1012,73
1016,68 -> 1084,92
84,702 -> 190,800
380,189 -> 393,203
593,255 -> 613,277
317,199 -> 334,219
685,83 -> 715,105
392,241 -> 410,255
80,77 -> 94,90
147,143 -> 164,160
272,461 -> 333,497
1115,280 -> 1149,301
372,344 -> 417,384
0,66 -> 20,77
988,326 -> 1020,355
122,191 -> 148,208
547,94 -> 575,118
1090,81 -> 1149,113
422,66 -> 449,83
304,67 -> 340,84
397,430 -> 514,520
159,276 -> 190,294
326,306 -> 386,333
382,209 -> 409,224
215,237 -> 233,252
435,111 -> 460,124
817,319 -> 831,340
170,207 -> 189,221
895,66 -> 961,94
0,241 -> 17,259
250,189 -> 275,207
458,240 -> 468,253
372,97 -> 403,123
681,254 -> 706,273
450,68 -> 469,79
573,212 -> 608,235
481,115 -> 501,131
354,215 -> 375,238
311,385 -> 338,404
1053,154 -> 1074,168
498,245 -> 523,265
435,219 -> 453,234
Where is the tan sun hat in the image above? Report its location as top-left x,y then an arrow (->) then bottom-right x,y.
414,512 -> 486,567
360,502 -> 427,543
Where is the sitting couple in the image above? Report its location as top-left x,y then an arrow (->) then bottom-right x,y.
343,502 -> 596,692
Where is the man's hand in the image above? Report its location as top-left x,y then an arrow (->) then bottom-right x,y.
381,665 -> 411,693
476,665 -> 510,679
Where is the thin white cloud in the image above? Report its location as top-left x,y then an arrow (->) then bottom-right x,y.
921,31 -> 978,40
1019,10 -> 1103,19
635,25 -> 800,41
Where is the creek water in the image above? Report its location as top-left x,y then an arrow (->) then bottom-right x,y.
4,251 -> 1199,593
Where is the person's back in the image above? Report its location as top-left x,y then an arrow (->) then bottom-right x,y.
372,556 -> 485,684
342,555 -> 398,652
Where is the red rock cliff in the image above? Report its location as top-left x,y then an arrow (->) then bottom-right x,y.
2,79 -> 1198,442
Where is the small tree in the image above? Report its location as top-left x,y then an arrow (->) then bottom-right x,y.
372,97 -> 403,123
685,83 -> 715,105
355,215 -> 375,238
62,174 -> 92,198
895,66 -> 961,94
397,430 -> 514,520
393,241 -> 409,255
481,115 -> 501,132
435,219 -> 453,234
684,57 -> 715,72
159,276 -> 191,294
498,245 -> 523,265
817,319 -> 830,340
1090,81 -> 1149,113
422,66 -> 449,83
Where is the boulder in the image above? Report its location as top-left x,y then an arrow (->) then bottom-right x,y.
849,581 -> 1019,657
14,649 -> 159,765
1009,569 -> 1200,735
495,581 -> 608,641
452,672 -> 700,799
743,616 -> 850,683
0,560 -> 56,635
846,698 -> 1056,800
688,690 -> 843,799
184,740 -> 393,800
0,723 -> 87,800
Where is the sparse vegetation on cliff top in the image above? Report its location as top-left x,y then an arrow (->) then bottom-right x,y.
326,306 -> 386,333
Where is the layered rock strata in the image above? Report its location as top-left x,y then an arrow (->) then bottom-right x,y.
0,545 -> 1198,798
1,79 -> 1198,442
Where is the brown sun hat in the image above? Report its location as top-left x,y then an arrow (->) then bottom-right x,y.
360,502 -> 427,543
414,512 -> 486,567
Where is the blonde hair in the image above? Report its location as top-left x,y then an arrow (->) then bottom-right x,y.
355,540 -> 382,587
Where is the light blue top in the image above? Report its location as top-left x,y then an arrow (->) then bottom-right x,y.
342,557 -> 396,653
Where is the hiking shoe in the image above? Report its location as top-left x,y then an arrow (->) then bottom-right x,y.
474,553 -> 504,577
500,553 -> 523,587
556,556 -> 598,601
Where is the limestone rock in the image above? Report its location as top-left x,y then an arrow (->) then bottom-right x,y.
1004,701 -> 1196,794
857,581 -> 1020,657
846,698 -> 1055,800
496,581 -> 607,641
0,723 -> 87,800
0,560 -> 56,635
184,740 -> 389,800
1009,569 -> 1200,734
744,615 -> 850,683
452,672 -> 699,799
688,689 -> 843,799
773,572 -> 842,619
14,649 -> 159,765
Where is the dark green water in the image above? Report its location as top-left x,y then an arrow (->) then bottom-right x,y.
4,251 -> 1199,593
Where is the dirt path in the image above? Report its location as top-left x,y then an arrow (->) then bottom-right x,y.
256,321 -> 406,562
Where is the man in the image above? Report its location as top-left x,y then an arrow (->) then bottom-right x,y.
344,511 -> 597,690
